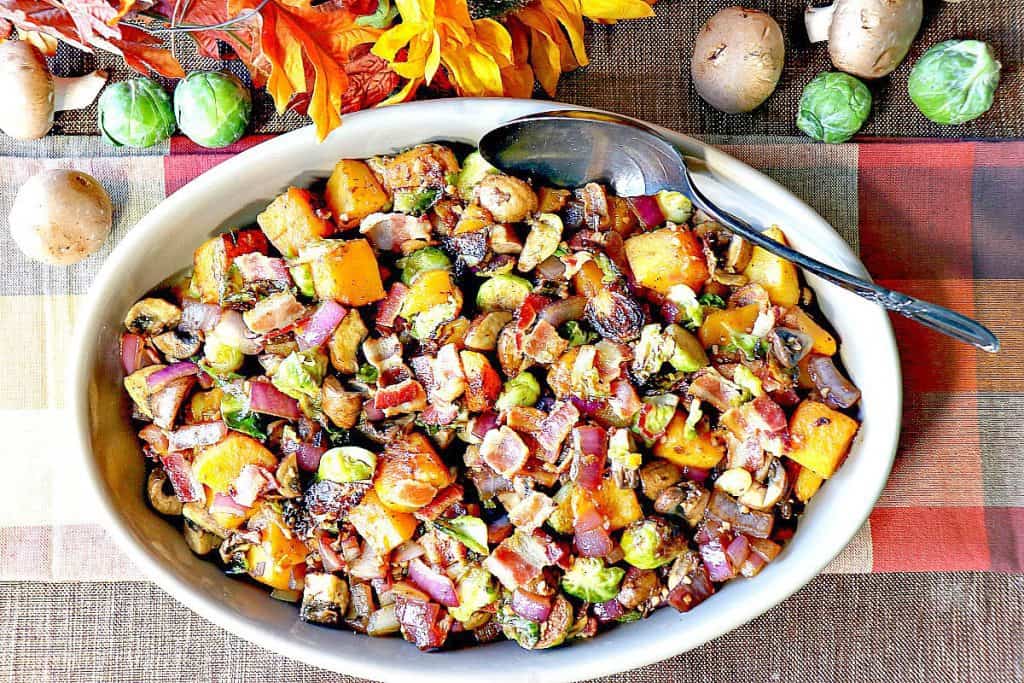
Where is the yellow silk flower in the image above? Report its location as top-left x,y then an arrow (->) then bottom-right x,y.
372,0 -> 654,100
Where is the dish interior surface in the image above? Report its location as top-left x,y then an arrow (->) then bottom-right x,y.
71,98 -> 901,683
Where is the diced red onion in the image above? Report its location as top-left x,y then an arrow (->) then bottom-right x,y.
180,300 -> 222,333
575,525 -> 614,558
210,492 -> 249,516
319,535 -> 345,573
146,361 -> 199,391
593,598 -> 626,622
364,402 -> 386,422
511,589 -> 552,622
806,355 -> 862,409
120,333 -> 145,374
393,541 -> 426,563
684,466 -> 710,483
167,421 -> 227,451
408,558 -> 459,607
573,426 -> 607,491
160,453 -> 203,503
570,396 -> 605,419
739,550 -> 767,577
725,534 -> 751,569
628,195 -> 665,229
471,411 -> 499,441
295,300 -> 347,351
294,443 -> 326,472
249,380 -> 301,420
538,296 -> 587,327
699,539 -> 735,582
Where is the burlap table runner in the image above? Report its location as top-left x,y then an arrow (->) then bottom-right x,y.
45,0 -> 1024,139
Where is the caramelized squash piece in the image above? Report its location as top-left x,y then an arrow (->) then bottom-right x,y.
258,187 -> 334,257
192,433 -> 277,493
743,226 -> 800,306
698,304 -> 760,348
624,227 -> 709,295
310,238 -> 386,306
654,412 -> 726,469
787,400 -> 859,479
349,489 -> 418,554
325,159 -> 391,229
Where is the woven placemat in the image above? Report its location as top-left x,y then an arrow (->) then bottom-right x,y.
46,0 -> 1023,139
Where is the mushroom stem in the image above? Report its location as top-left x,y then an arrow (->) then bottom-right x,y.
53,69 -> 108,112
804,4 -> 835,43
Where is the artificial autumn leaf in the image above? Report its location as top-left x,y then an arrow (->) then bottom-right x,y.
0,0 -> 87,47
65,0 -> 121,43
19,28 -> 60,54
257,0 -> 382,140
100,23 -> 185,76
0,17 -> 12,36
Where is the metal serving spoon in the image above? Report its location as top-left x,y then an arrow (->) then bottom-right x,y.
479,110 -> 1000,353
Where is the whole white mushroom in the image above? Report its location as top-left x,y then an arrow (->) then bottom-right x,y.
9,169 -> 113,265
805,0 -> 923,79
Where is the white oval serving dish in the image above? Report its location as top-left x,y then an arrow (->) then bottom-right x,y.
69,98 -> 901,683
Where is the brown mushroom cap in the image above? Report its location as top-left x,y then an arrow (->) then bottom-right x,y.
8,169 -> 113,265
691,7 -> 785,114
0,41 -> 55,140
806,0 -> 922,79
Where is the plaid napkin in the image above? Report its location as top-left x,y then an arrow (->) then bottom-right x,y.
0,135 -> 1020,582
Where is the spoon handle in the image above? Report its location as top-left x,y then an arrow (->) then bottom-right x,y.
687,182 -> 1000,353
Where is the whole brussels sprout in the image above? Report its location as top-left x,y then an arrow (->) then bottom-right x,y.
908,40 -> 1001,125
173,71 -> 252,148
797,72 -> 872,144
620,517 -> 682,569
98,78 -> 175,148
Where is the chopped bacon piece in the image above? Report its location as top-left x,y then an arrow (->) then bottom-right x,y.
572,425 -> 607,491
419,401 -> 459,427
232,464 -> 276,507
360,213 -> 432,252
479,426 -> 530,477
607,379 -> 642,422
594,340 -> 631,383
430,344 -> 466,403
160,452 -> 204,503
507,491 -> 555,531
504,405 -> 546,433
514,293 -> 550,338
460,351 -> 502,413
409,355 -> 435,389
376,282 -> 409,329
242,291 -> 306,335
363,335 -> 403,371
373,379 -> 427,415
688,368 -> 744,412
415,483 -> 465,522
484,532 -> 548,590
394,595 -> 452,651
746,395 -> 787,433
521,319 -> 568,365
233,252 -> 292,286
167,421 -> 227,451
535,401 -> 579,461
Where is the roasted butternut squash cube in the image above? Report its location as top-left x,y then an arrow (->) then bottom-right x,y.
654,412 -> 726,469
192,433 -> 277,493
328,309 -> 369,374
374,432 -> 452,512
325,159 -> 391,229
743,226 -> 800,306
348,489 -> 418,554
246,518 -> 308,590
698,303 -> 760,348
257,187 -> 334,257
594,479 -> 642,531
787,400 -> 859,479
192,229 -> 270,304
786,307 -> 837,356
400,269 -> 461,318
793,464 -> 825,502
571,259 -> 606,299
624,227 -> 709,295
188,388 -> 223,423
460,350 -> 502,413
309,238 -> 386,306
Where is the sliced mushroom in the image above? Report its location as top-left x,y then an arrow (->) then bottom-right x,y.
300,573 -> 350,626
489,223 -> 523,254
473,174 -> 538,223
768,327 -> 813,368
715,467 -> 753,497
640,459 -> 683,500
124,298 -> 182,335
153,329 -> 202,359
276,452 -> 302,498
147,468 -> 183,516
183,519 -> 222,556
806,354 -> 861,409
738,458 -> 787,510
725,234 -> 753,272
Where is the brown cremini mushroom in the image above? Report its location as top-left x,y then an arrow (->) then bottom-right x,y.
8,169 -> 113,265
0,41 -> 107,140
691,7 -> 785,114
805,0 -> 923,79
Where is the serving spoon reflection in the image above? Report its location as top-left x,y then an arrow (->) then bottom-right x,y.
479,110 -> 999,353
